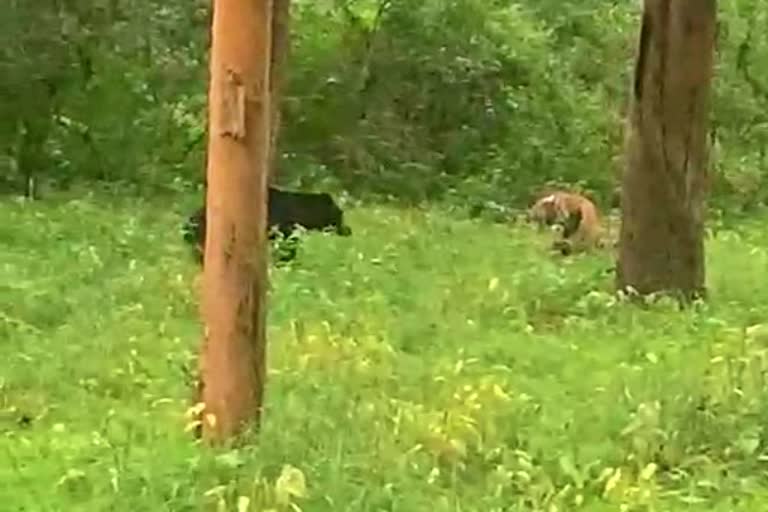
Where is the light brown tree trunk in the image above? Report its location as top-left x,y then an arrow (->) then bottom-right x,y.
267,0 -> 290,183
616,0 -> 716,300
198,0 -> 273,442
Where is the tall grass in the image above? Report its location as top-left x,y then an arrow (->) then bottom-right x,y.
2,191 -> 768,510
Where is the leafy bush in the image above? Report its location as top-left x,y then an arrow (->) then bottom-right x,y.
3,1 -> 768,210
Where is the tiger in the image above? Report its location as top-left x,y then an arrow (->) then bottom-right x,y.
527,191 -> 605,255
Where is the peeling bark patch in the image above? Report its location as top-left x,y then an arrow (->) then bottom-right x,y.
236,295 -> 252,334
684,17 -> 694,36
224,223 -> 236,264
634,10 -> 652,100
657,0 -> 672,188
682,86 -> 697,200
220,69 -> 247,140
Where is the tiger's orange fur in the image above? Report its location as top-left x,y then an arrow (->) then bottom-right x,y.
528,191 -> 605,254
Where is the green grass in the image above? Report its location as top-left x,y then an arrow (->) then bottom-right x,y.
3,190 -> 768,511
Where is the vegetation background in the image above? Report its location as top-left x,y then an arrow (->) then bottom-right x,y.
4,0 -> 768,210
3,0 -> 768,510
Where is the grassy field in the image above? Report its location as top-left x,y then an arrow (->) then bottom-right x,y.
3,190 -> 768,511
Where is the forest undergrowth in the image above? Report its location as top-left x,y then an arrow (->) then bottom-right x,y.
2,190 -> 768,510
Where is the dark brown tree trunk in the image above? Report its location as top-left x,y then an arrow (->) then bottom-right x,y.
198,0 -> 272,442
616,0 -> 716,300
267,0 -> 290,183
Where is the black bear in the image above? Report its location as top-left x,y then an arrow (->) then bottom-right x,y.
182,187 -> 352,264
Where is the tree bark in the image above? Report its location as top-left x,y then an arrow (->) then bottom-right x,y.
198,0 -> 272,441
267,0 -> 290,183
616,0 -> 716,300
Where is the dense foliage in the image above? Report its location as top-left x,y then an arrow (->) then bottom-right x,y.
2,1 -> 767,209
